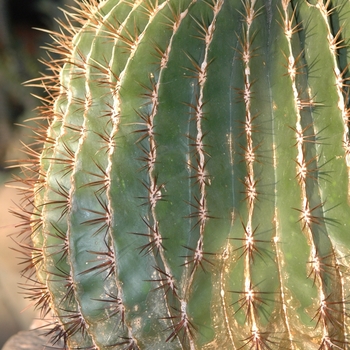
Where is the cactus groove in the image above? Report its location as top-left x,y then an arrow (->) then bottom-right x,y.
12,0 -> 350,348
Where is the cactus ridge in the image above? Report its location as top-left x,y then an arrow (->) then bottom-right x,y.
11,0 -> 350,349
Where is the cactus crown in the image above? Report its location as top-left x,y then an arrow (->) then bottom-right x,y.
12,0 -> 350,349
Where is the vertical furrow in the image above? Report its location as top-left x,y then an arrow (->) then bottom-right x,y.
272,208 -> 295,349
172,1 -> 226,348
290,0 -> 330,345
244,1 -> 283,346
101,2 -> 137,348
315,2 -> 348,346
329,0 -> 350,342
129,1 -> 202,348
221,0 -> 266,347
67,1 -> 163,348
107,1 -> 194,348
267,9 -> 298,346
101,2 -> 149,347
67,2 -> 134,348
238,1 -> 262,343
340,1 -> 350,181
307,2 -> 345,348
42,24 -> 97,349
317,0 -> 350,273
309,1 -> 350,347
184,0 -> 244,347
278,0 -> 319,344
185,0 -> 224,287
292,0 -> 347,347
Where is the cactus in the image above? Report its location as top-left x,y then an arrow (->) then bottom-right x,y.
12,0 -> 350,348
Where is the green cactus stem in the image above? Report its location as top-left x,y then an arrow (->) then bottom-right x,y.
11,0 -> 350,348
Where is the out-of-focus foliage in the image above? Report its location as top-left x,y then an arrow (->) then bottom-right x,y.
0,0 -> 75,170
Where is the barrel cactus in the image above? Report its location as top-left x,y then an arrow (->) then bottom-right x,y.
13,0 -> 350,348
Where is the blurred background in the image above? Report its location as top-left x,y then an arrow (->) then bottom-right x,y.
0,0 -> 76,347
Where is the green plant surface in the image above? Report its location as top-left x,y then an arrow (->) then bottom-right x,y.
13,0 -> 350,349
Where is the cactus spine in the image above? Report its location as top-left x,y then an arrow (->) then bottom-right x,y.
13,0 -> 350,348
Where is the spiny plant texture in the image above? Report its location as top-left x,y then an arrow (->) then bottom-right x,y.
11,0 -> 350,348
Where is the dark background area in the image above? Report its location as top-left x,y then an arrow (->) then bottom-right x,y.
0,0 -> 76,348
0,0 -> 75,170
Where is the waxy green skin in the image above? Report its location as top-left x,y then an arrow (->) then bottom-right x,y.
19,0 -> 350,348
